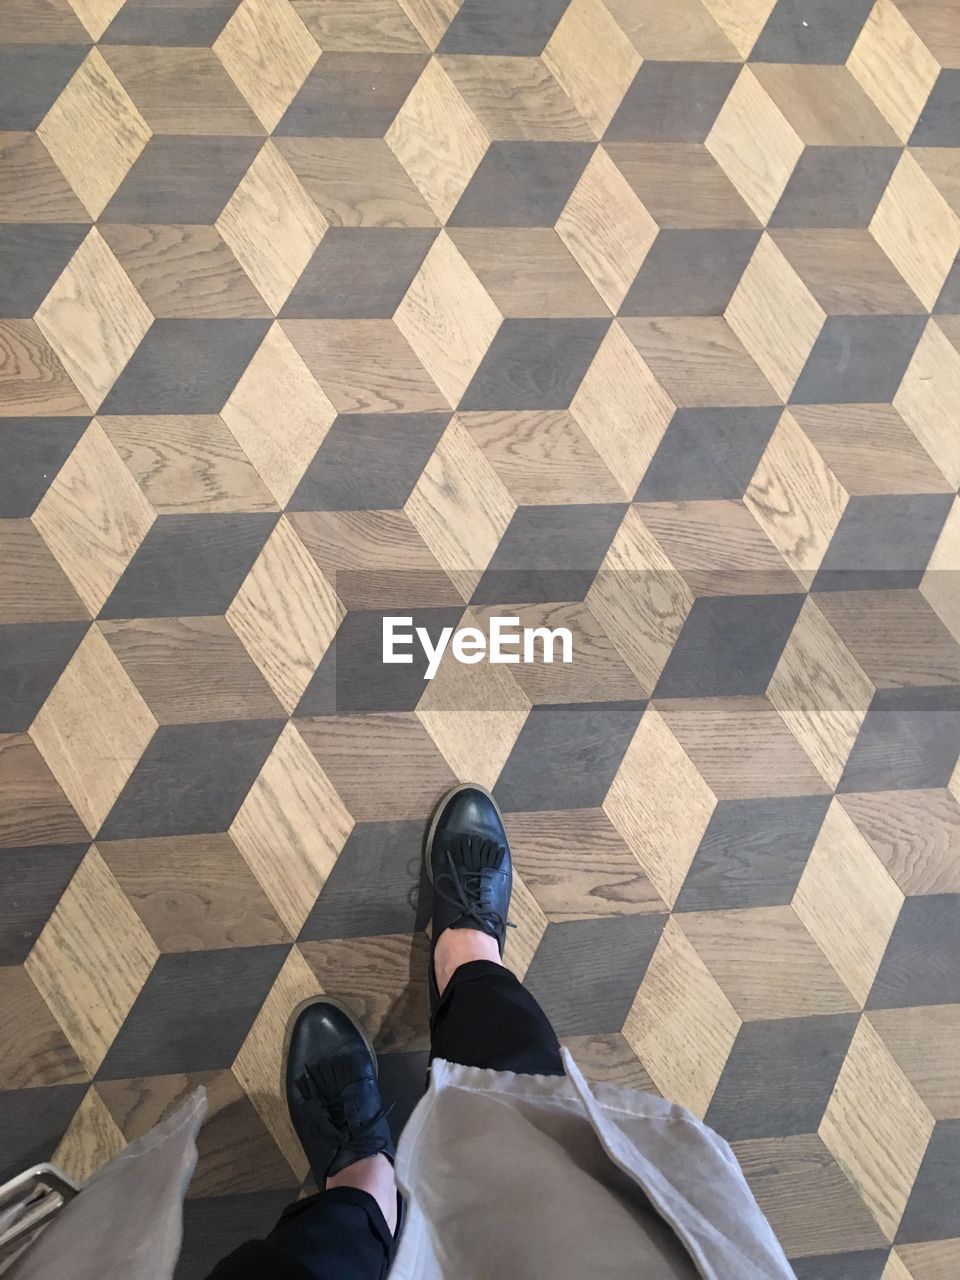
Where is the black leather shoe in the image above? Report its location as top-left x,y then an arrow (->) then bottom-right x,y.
284,997 -> 395,1184
425,783 -> 513,1013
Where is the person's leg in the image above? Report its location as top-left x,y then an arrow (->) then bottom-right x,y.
425,785 -> 565,1077
205,999 -> 398,1279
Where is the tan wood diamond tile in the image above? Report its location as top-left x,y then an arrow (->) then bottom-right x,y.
37,48 -> 151,220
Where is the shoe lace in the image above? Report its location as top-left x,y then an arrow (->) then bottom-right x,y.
434,837 -> 515,939
298,1064 -> 395,1159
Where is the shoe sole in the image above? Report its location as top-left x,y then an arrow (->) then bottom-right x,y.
423,781 -> 505,889
281,994 -> 380,1103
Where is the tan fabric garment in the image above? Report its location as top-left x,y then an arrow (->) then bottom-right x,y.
390,1052 -> 794,1280
9,1090 -> 205,1280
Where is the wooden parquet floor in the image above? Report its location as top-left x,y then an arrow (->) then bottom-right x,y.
2,1 -> 960,1275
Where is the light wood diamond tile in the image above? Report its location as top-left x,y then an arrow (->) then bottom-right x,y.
215,0 -> 321,134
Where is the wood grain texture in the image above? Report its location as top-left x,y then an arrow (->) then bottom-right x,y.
100,224 -> 270,319
0,519 -> 88,622
394,231 -> 503,407
32,419 -> 156,615
706,68 -> 804,224
99,46 -> 265,138
793,801 -> 904,1007
282,318 -> 449,413
820,1016 -> 934,1241
100,615 -> 284,724
542,0 -> 641,136
25,846 -> 158,1073
100,834 -> 290,951
0,319 -> 88,416
725,233 -> 824,403
296,712 -> 457,821
232,945 -> 321,1183
656,696 -> 833,800
299,932 -> 430,1052
405,415 -> 516,599
439,55 -> 595,142
0,732 -> 87,847
0,965 -> 86,1088
871,152 -> 960,311
869,1004 -> 960,1122
767,596 -> 874,790
839,789 -> 960,896
275,137 -> 438,228
100,413 -> 275,514
679,904 -> 860,1020
745,410 -> 849,587
37,48 -> 151,220
29,624 -> 157,834
215,0 -> 321,133
556,145 -> 657,313
895,321 -> 960,490
222,322 -> 337,506
386,58 -> 489,222
230,721 -> 354,934
0,131 -> 87,223
622,916 -> 740,1117
217,143 -> 328,316
508,807 -> 666,920
447,227 -> 607,317
604,704 -> 716,907
620,317 -> 779,408
227,515 -> 343,714
463,410 -> 626,504
51,1087 -> 126,1184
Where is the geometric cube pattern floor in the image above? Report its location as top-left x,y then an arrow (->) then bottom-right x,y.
2,1 -> 960,1276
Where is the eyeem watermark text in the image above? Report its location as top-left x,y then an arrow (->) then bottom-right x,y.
383,616 -> 574,680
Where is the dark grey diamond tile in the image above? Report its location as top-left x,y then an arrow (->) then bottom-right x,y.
98,718 -> 284,840
791,315 -> 926,404
791,1251 -> 890,1280
101,513 -> 277,618
100,137 -> 263,225
494,700 -> 645,811
839,687 -> 960,793
0,842 -> 88,965
0,224 -> 88,316
635,408 -> 780,500
620,229 -> 760,316
934,255 -> 960,314
605,63 -> 740,142
281,229 -> 437,319
471,501 -> 626,603
288,412 -> 449,511
0,621 -> 89,731
910,70 -> 960,147
897,1120 -> 960,1243
674,795 -> 830,911
0,416 -> 88,516
706,1014 -> 859,1140
99,318 -> 270,414
449,142 -> 594,228
750,0 -> 875,63
438,0 -> 569,54
770,148 -> 900,229
813,494 -> 953,592
523,914 -> 666,1036
0,45 -> 87,131
101,0 -> 242,45
276,53 -> 428,137
299,820 -> 429,940
176,1191 -> 294,1280
0,1084 -> 88,1184
654,593 -> 804,698
868,893 -> 960,1009
460,318 -> 609,412
98,944 -> 289,1078
297,606 -> 465,714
